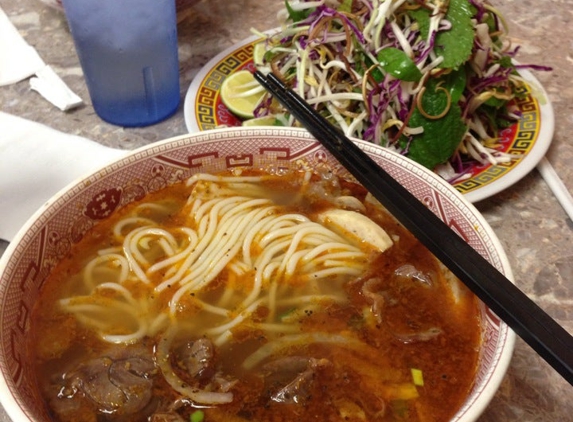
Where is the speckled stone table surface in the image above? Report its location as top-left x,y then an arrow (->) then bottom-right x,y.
0,0 -> 572,420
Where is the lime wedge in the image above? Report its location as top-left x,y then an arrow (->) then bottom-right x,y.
253,41 -> 267,66
220,70 -> 265,119
242,116 -> 278,127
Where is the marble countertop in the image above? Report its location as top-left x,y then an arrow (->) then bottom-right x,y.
0,0 -> 572,420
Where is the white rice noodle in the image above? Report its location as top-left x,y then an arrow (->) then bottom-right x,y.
242,332 -> 367,370
60,174 -> 375,349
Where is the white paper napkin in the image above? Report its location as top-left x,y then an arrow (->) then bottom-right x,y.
0,6 -> 82,110
0,10 -> 42,84
0,112 -> 127,241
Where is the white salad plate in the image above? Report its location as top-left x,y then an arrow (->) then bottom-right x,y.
183,34 -> 555,203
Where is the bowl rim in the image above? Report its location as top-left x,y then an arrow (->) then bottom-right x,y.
0,126 -> 516,422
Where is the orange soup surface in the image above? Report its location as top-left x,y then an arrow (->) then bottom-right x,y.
30,170 -> 482,422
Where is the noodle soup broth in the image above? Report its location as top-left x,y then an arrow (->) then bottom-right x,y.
31,169 -> 482,422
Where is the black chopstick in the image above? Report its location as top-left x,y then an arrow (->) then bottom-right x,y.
253,70 -> 573,385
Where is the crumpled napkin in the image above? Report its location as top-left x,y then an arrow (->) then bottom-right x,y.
0,6 -> 82,110
0,112 -> 127,241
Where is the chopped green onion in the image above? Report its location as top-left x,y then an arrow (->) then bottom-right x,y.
411,368 -> 424,386
279,307 -> 297,320
190,410 -> 205,422
390,399 -> 409,418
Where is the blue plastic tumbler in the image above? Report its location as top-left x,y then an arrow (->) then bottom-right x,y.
61,0 -> 181,127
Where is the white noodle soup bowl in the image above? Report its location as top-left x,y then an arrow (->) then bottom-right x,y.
0,127 -> 515,421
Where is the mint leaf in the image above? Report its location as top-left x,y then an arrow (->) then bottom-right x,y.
497,55 -> 514,69
401,78 -> 467,169
410,0 -> 475,70
483,96 -> 506,108
479,103 -> 513,130
377,48 -> 423,82
441,68 -> 466,104
405,107 -> 466,169
434,0 -> 475,69
409,8 -> 430,36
